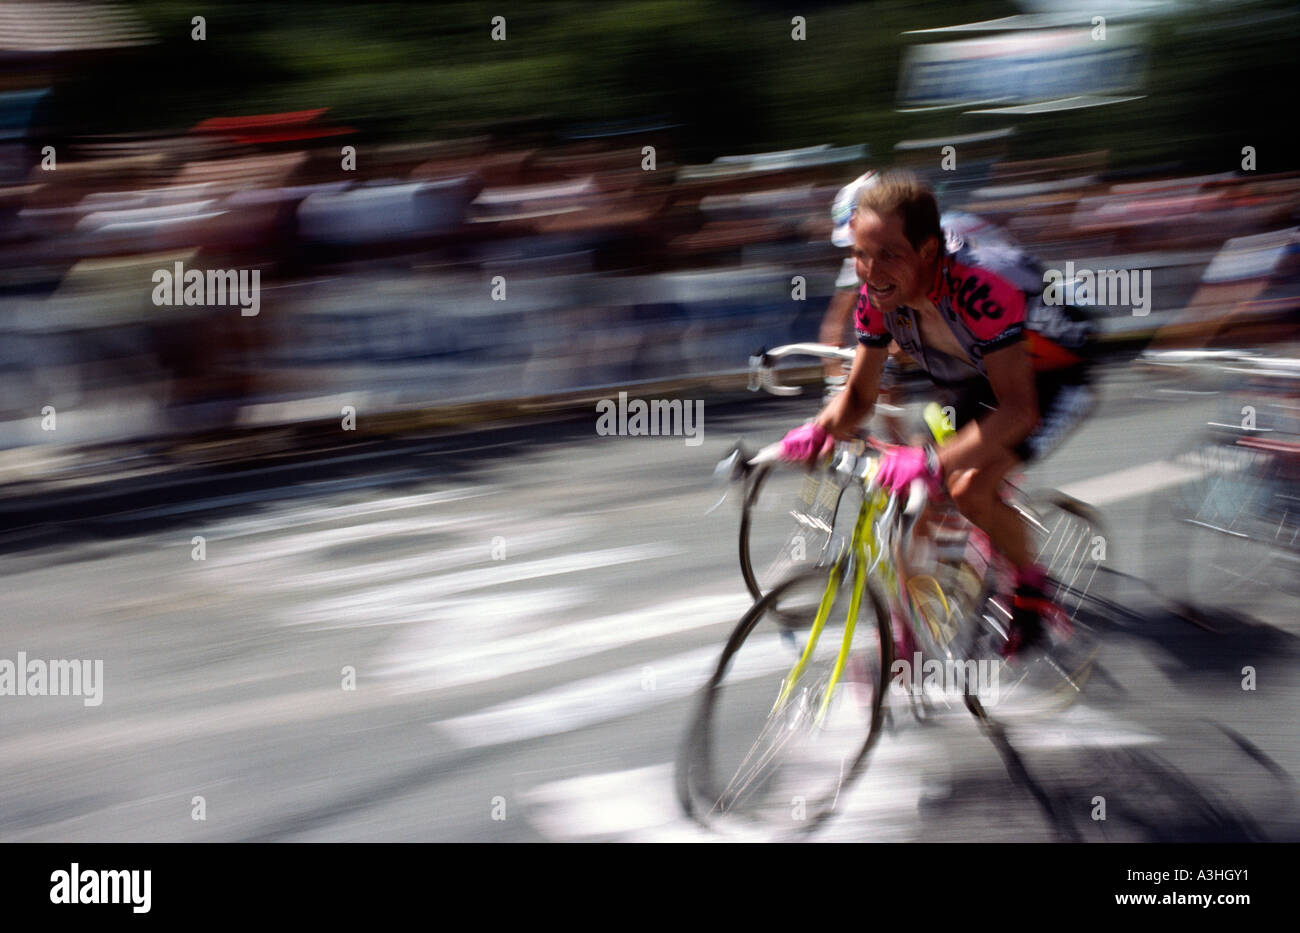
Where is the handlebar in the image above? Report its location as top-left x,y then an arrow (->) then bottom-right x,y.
748,439 -> 928,516
749,343 -> 856,397
1139,349 -> 1300,376
711,432 -> 927,560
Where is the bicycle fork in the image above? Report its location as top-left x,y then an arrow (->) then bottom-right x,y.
772,505 -> 873,727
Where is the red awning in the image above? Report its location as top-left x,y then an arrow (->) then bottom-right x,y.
192,109 -> 352,144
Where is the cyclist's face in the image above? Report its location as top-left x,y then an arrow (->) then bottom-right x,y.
850,208 -> 933,312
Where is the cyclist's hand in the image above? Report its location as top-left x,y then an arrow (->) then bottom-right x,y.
875,444 -> 941,494
778,422 -> 834,465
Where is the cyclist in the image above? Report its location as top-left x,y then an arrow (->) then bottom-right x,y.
818,171 -> 878,372
820,171 -> 1023,440
782,170 -> 1094,656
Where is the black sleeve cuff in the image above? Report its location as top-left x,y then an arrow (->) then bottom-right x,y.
977,326 -> 1024,354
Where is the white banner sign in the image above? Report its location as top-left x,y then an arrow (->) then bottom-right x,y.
899,27 -> 1146,108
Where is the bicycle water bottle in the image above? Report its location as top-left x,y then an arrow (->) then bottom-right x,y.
923,402 -> 957,445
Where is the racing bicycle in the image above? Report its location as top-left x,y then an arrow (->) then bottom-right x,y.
679,344 -> 1110,835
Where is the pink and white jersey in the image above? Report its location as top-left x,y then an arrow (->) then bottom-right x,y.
854,240 -> 1087,383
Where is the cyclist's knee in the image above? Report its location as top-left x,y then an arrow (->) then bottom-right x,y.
946,467 -> 996,523
946,453 -> 1015,521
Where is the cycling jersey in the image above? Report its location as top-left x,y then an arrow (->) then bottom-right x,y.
946,371 -> 1095,463
940,210 -> 1019,253
854,239 -> 1091,385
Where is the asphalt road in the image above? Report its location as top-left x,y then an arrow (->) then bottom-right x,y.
1,360 -> 1297,841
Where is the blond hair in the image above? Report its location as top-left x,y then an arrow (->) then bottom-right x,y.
855,170 -> 942,252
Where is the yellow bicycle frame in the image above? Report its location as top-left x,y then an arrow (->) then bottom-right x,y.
772,403 -> 959,726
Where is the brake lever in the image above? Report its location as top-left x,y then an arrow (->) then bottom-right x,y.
704,441 -> 755,515
746,351 -> 769,392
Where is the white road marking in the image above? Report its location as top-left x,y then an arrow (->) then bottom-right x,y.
377,593 -> 749,691
1056,451 -> 1242,506
255,521 -> 590,593
433,632 -> 862,749
520,700 -> 1164,841
519,739 -> 934,842
368,587 -> 588,661
207,488 -> 495,539
0,686 -> 403,765
209,516 -> 468,566
998,703 -> 1162,749
434,640 -> 767,749
522,765 -> 720,842
290,544 -> 680,628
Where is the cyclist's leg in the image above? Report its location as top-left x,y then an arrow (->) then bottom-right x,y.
934,377 -> 1031,564
1008,368 -> 1098,648
945,443 -> 1028,564
947,367 -> 1096,652
818,264 -> 858,380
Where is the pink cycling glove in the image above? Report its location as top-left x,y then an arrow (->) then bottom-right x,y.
779,422 -> 833,463
876,445 -> 942,494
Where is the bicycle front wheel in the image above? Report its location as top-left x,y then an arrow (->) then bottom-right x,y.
739,463 -> 845,602
677,563 -> 893,836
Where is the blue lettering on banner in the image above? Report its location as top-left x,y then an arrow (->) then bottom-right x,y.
903,45 -> 1144,105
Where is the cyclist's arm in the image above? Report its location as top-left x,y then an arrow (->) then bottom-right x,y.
818,288 -> 857,377
879,340 -> 909,400
816,343 -> 887,438
936,342 -> 1039,474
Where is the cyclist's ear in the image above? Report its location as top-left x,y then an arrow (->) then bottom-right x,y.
918,235 -> 941,264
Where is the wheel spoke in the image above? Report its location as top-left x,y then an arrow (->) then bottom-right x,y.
682,567 -> 887,831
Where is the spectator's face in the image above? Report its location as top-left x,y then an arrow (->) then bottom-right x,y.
850,208 -> 932,312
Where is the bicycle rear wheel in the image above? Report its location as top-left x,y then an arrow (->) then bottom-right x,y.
677,563 -> 892,836
1021,491 -> 1114,627
964,493 -> 1109,717
1164,433 -> 1300,618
